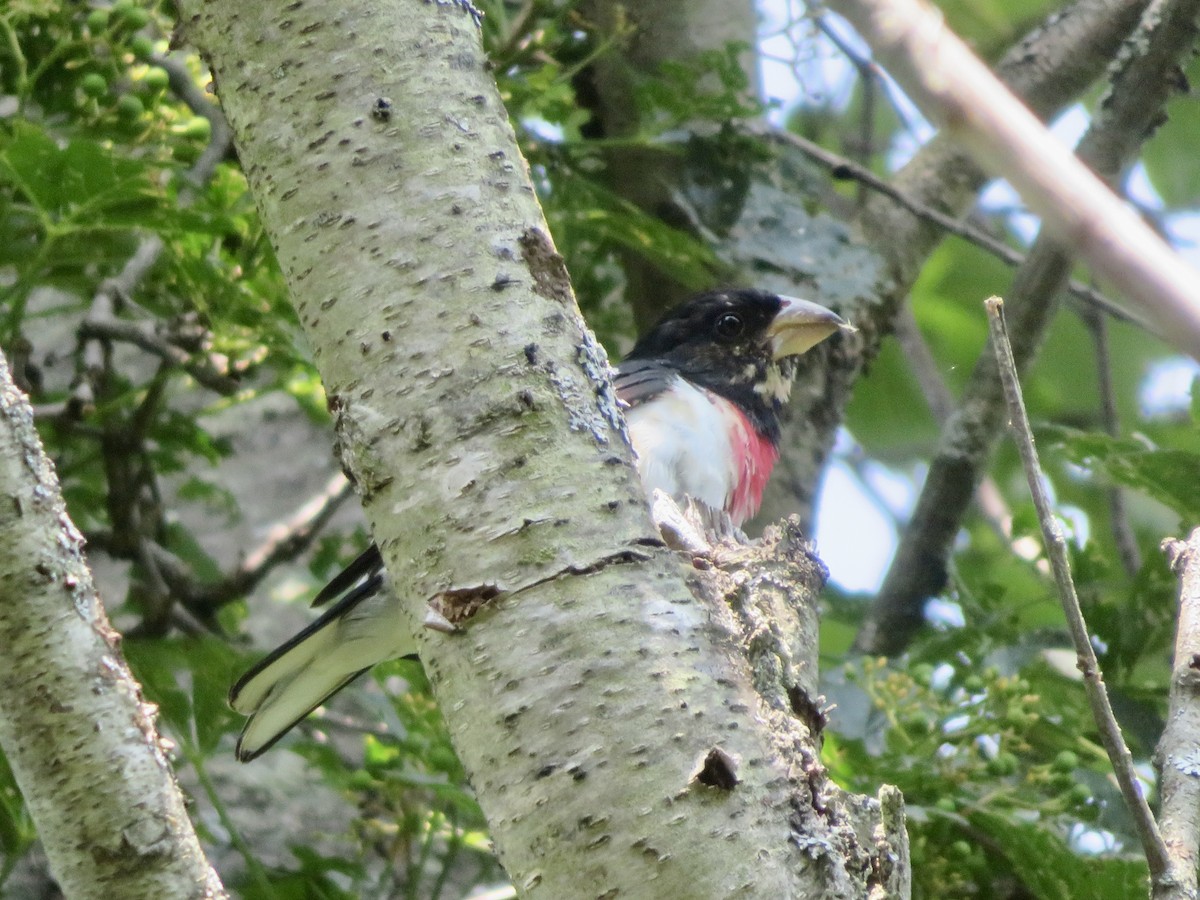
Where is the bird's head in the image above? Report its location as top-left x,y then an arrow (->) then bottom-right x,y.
625,288 -> 851,406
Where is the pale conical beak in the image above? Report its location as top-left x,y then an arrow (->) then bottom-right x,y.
768,295 -> 854,359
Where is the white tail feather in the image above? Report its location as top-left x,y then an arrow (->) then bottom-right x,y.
233,588 -> 414,760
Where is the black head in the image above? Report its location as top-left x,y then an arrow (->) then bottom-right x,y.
627,289 -> 783,363
623,288 -> 847,430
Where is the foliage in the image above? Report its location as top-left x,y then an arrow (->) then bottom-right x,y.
2,0 -> 1199,897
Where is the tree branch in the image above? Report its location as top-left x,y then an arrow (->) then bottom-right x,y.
755,124 -> 1145,328
829,0 -> 1200,358
757,0 -> 1149,527
857,0 -> 1198,653
60,64 -> 253,636
185,473 -> 354,612
1084,306 -> 1142,575
78,315 -> 242,395
811,12 -> 879,203
985,297 -> 1170,884
0,349 -> 227,899
850,0 -> 1149,331
1158,529 -> 1200,899
152,51 -> 234,190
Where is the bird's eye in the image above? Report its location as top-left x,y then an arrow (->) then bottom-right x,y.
715,313 -> 744,340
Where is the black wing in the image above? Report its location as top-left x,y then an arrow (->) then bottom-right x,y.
613,358 -> 675,409
227,568 -> 387,710
311,543 -> 384,608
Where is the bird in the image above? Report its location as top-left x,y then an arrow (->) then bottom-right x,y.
229,288 -> 850,760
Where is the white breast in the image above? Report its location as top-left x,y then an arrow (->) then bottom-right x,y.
625,376 -> 745,516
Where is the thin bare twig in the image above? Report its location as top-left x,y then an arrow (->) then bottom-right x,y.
1156,530 -> 1200,899
185,473 -> 355,611
74,54 -> 237,393
31,400 -> 70,419
892,305 -> 1042,562
314,709 -> 394,741
811,9 -> 925,139
986,296 -> 1169,881
1081,306 -> 1142,574
812,13 -> 877,205
168,604 -> 212,637
107,473 -> 356,630
892,303 -> 956,423
78,317 -> 241,395
489,0 -> 537,65
152,52 -> 234,191
60,58 -> 251,634
131,534 -> 175,636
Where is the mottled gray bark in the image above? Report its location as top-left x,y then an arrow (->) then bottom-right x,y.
0,352 -> 226,900
1157,528 -> 1200,900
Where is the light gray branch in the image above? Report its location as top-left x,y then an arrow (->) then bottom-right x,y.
829,0 -> 1200,360
1158,529 -> 1200,900
758,0 -> 1149,529
756,124 -> 1145,328
856,0 -> 1199,654
0,350 -> 227,899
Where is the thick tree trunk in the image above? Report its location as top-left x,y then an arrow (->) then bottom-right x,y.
177,0 -> 908,896
0,352 -> 226,900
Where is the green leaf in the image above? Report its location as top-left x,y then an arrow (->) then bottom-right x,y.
0,120 -> 158,225
0,749 -> 35,865
545,170 -> 721,292
1044,425 -> 1200,521
969,810 -> 1148,899
124,637 -> 242,755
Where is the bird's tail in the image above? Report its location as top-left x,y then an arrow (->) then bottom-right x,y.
230,574 -> 412,761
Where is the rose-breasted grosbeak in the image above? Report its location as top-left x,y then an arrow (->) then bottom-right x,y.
230,288 -> 849,760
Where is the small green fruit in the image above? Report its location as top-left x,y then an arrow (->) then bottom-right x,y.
986,752 -> 1018,777
86,9 -> 109,33
911,663 -> 935,687
116,94 -> 144,120
1052,750 -> 1079,773
181,117 -> 212,141
130,35 -> 155,60
81,72 -> 108,98
172,142 -> 201,164
120,6 -> 150,29
142,67 -> 170,92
